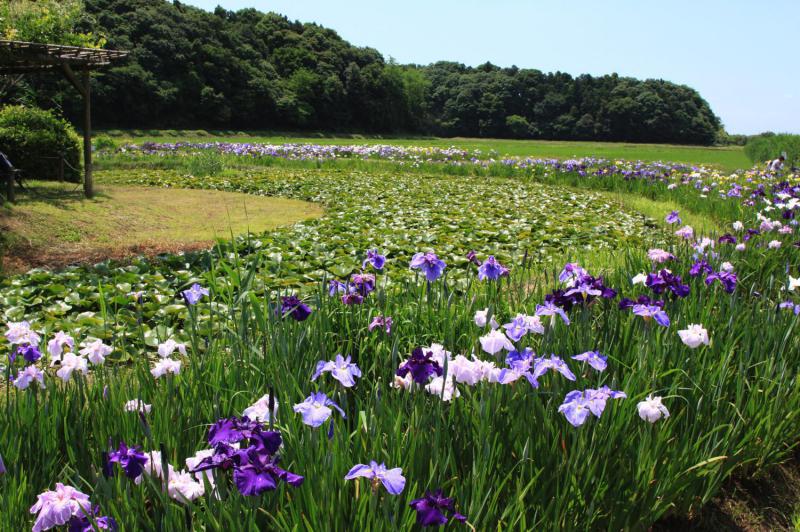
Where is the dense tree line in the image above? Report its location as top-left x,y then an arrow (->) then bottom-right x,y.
4,0 -> 721,144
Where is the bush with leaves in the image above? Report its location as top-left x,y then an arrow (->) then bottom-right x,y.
0,105 -> 82,182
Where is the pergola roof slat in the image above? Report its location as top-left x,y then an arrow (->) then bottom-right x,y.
0,40 -> 128,74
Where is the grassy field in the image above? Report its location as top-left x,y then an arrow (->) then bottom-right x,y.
104,130 -> 751,172
0,181 -> 322,272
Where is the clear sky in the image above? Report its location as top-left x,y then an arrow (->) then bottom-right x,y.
183,0 -> 798,135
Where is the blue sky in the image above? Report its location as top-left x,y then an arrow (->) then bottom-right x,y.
184,0 -> 798,134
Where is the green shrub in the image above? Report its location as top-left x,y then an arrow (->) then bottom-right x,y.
0,105 -> 82,182
187,151 -> 225,176
744,133 -> 800,166
93,134 -> 117,152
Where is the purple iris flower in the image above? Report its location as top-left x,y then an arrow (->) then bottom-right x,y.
293,392 -> 345,428
15,344 -> 42,363
311,354 -> 362,388
477,255 -> 509,281
107,441 -> 148,479
495,349 -> 539,388
344,461 -> 405,495
350,273 -> 376,296
207,416 -> 263,446
466,250 -> 481,266
68,506 -> 117,532
689,260 -> 713,277
558,386 -> 626,426
328,280 -> 347,296
571,351 -> 608,372
396,347 -> 443,385
705,271 -> 737,293
535,300 -> 570,325
501,316 -> 526,342
665,210 -> 681,224
342,290 -> 364,305
182,283 -> 209,305
632,304 -> 670,326
368,315 -> 392,334
280,295 -> 312,321
409,489 -> 467,527
718,233 -> 737,244
233,449 -> 304,496
410,252 -> 447,282
532,355 -> 576,381
646,270 -> 690,298
362,249 -> 386,271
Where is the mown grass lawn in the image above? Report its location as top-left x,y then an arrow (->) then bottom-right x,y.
0,181 -> 322,272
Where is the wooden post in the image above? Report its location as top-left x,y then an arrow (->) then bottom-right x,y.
82,67 -> 93,198
5,172 -> 14,204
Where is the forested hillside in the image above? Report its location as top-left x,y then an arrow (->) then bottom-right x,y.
7,0 -> 721,143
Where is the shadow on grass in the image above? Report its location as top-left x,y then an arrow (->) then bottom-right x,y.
10,180 -> 111,209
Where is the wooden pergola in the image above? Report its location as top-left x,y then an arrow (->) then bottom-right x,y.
0,40 -> 128,198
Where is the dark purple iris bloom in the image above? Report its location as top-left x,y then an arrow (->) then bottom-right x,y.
646,270 -> 689,298
68,506 -> 117,532
718,233 -> 737,244
409,489 -> 467,527
107,441 -> 148,479
783,209 -> 795,220
396,347 -> 443,384
362,249 -> 386,271
15,344 -> 42,363
689,260 -> 713,277
207,416 -> 263,446
410,252 -> 447,282
466,250 -> 481,266
705,271 -> 737,293
477,255 -> 509,281
665,210 -> 681,224
280,295 -> 312,321
233,449 -> 304,496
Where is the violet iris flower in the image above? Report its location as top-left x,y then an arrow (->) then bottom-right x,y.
368,315 -> 392,334
718,233 -> 737,244
466,250 -> 481,266
328,280 -> 347,296
67,507 -> 117,532
344,461 -> 405,495
532,355 -> 576,381
350,273 -> 376,296
646,270 -> 690,298
293,392 -> 346,427
16,344 -> 42,363
689,260 -> 713,277
192,419 -> 303,497
535,301 -> 570,325
409,489 -> 467,527
495,349 -> 539,388
571,351 -> 608,372
477,255 -> 509,281
311,354 -> 362,388
233,449 -> 304,496
108,441 -> 148,479
665,210 -> 681,224
558,386 -> 626,426
705,271 -> 737,293
396,347 -> 443,385
362,249 -> 386,270
280,295 -> 312,321
632,304 -> 670,326
410,252 -> 447,282
182,283 -> 209,305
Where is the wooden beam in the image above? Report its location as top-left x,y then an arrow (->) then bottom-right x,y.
82,67 -> 93,198
60,63 -> 87,99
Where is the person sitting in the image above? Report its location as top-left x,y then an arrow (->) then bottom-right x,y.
767,154 -> 785,173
